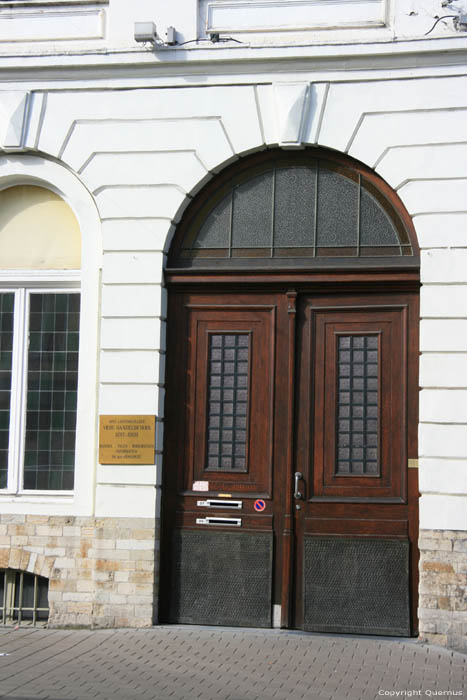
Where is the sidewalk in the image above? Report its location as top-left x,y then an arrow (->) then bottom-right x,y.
0,626 -> 465,700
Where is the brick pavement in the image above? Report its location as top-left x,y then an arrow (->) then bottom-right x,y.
0,626 -> 465,700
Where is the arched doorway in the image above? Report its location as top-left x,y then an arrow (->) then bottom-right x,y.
160,149 -> 420,636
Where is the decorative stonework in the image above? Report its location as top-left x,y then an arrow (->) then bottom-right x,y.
0,91 -> 30,151
0,514 -> 158,628
273,82 -> 310,148
418,529 -> 467,654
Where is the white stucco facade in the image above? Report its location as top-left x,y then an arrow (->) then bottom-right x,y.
0,0 -> 466,649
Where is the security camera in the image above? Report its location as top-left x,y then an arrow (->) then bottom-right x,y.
134,22 -> 159,44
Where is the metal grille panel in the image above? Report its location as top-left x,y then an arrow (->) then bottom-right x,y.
337,334 -> 379,476
0,570 -> 49,626
303,536 -> 410,636
206,333 -> 249,471
169,529 -> 272,627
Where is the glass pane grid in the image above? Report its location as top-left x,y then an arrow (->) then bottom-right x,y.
206,334 -> 249,471
336,335 -> 379,476
24,293 -> 79,491
0,293 -> 14,490
178,162 -> 413,263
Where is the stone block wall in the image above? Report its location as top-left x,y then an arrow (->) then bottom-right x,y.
0,515 -> 158,628
418,529 -> 467,653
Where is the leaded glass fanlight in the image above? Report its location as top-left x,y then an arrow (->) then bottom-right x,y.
169,151 -> 418,269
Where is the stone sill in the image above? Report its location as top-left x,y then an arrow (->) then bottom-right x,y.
0,493 -> 74,503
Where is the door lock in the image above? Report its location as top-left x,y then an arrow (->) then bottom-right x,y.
294,471 -> 303,500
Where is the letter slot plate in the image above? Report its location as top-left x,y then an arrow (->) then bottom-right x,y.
197,499 -> 242,509
196,517 -> 242,527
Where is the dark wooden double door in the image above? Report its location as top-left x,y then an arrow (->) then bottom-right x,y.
160,286 -> 419,635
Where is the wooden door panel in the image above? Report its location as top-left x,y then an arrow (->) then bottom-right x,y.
294,293 -> 418,636
162,288 -> 419,634
306,304 -> 407,502
176,510 -> 273,530
185,304 -> 275,497
160,293 -> 286,628
304,517 -> 409,537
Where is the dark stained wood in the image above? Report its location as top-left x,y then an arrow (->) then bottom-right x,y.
160,150 -> 420,631
158,290 -> 186,620
176,511 -> 274,530
292,290 -> 419,631
159,291 -> 291,624
407,293 -> 420,634
185,303 -> 276,494
161,149 -> 421,632
165,269 -> 420,287
302,502 -> 409,518
305,519 -> 409,536
280,290 -> 297,629
167,147 -> 420,268
307,302 -> 407,501
160,284 -> 420,634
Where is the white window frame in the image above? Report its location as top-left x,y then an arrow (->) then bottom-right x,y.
0,156 -> 101,517
1,273 -> 80,496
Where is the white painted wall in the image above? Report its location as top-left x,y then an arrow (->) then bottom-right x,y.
0,1 -> 466,533
2,0 -> 467,54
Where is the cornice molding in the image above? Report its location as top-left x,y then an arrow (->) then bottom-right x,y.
1,36 -> 467,85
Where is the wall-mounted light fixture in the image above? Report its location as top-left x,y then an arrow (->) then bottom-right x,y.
134,22 -> 160,45
134,22 -> 178,47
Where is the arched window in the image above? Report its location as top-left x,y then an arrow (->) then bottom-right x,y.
0,185 -> 81,492
169,151 -> 418,269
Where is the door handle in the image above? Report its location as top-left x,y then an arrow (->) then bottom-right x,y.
294,472 -> 303,500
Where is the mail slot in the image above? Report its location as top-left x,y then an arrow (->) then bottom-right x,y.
196,499 -> 243,509
196,517 -> 242,527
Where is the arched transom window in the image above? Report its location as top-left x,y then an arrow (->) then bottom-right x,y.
170,151 -> 418,269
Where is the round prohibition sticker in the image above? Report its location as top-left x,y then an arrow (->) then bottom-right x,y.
254,499 -> 266,512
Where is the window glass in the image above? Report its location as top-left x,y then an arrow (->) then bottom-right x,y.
231,172 -> 273,249
176,159 -> 414,266
274,165 -> 316,248
206,333 -> 250,472
24,292 -> 80,490
336,335 -> 379,476
0,293 -> 14,489
316,169 -> 358,250
0,290 -> 80,492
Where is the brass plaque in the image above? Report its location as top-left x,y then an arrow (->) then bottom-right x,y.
99,415 -> 155,465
